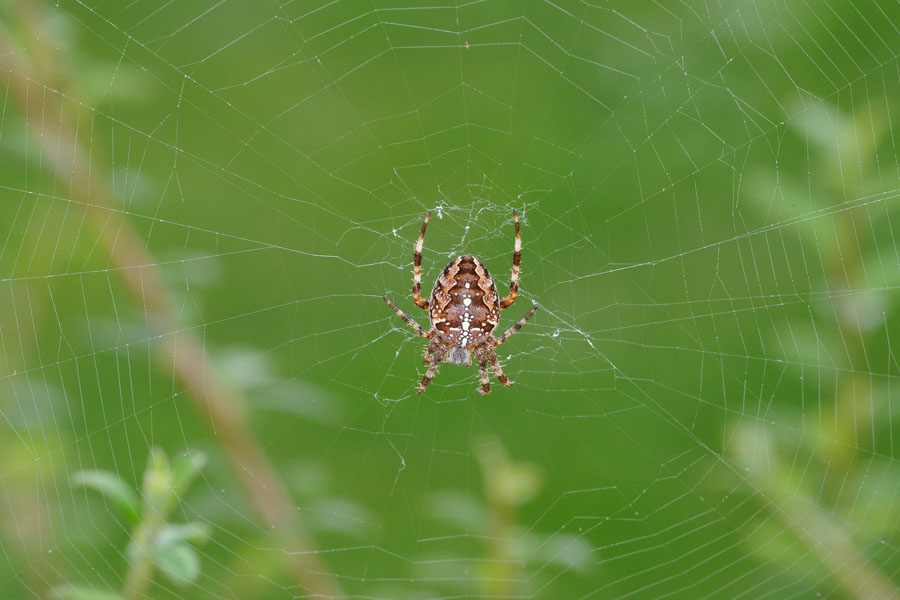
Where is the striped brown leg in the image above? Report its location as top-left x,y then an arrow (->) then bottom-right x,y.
493,304 -> 538,346
476,354 -> 492,395
486,347 -> 513,387
499,210 -> 521,309
383,296 -> 433,338
418,347 -> 445,394
412,211 -> 431,310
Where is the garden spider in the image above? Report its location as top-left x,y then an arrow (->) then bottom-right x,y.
384,211 -> 538,395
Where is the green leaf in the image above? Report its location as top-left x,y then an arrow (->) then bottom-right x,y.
429,490 -> 486,531
72,470 -> 140,524
157,522 -> 210,546
142,447 -> 173,517
216,347 -> 275,391
150,541 -> 200,587
170,451 -> 207,498
524,532 -> 594,573
52,584 -> 122,600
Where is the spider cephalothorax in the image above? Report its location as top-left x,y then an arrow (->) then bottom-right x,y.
384,211 -> 538,394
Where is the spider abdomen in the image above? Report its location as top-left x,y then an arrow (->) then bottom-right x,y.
430,255 -> 499,347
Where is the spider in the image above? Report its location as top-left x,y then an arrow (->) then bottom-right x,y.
384,210 -> 538,395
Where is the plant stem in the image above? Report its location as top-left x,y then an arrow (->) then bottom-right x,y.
476,438 -> 540,599
121,523 -> 155,600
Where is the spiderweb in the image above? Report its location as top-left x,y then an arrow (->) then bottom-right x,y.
1,0 -> 899,598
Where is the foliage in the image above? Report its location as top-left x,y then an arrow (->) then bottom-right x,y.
730,97 -> 900,598
60,449 -> 209,599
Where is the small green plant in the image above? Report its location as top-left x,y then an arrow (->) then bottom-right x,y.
418,435 -> 594,599
54,448 -> 209,600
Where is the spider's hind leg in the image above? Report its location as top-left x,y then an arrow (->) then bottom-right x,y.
472,342 -> 508,394
418,345 -> 445,394
384,296 -> 433,339
423,336 -> 443,364
486,345 -> 514,387
475,354 -> 492,395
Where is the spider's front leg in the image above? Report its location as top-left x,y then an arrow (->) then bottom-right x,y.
412,211 -> 431,310
493,304 -> 539,346
499,210 -> 522,309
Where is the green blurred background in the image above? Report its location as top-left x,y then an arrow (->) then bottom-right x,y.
1,0 -> 899,598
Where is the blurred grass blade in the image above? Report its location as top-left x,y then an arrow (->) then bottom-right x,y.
72,471 -> 140,524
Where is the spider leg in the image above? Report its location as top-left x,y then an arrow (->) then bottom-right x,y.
485,345 -> 514,387
499,210 -> 521,309
423,336 -> 443,364
493,304 -> 538,346
475,353 -> 492,395
418,346 -> 445,394
412,211 -> 431,310
383,296 -> 433,338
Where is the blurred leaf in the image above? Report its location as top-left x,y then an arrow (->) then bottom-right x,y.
741,517 -> 830,590
109,167 -> 159,211
429,490 -> 487,531
834,288 -> 888,333
150,541 -> 200,587
171,452 -> 207,499
80,62 -> 155,106
786,100 -> 840,160
861,245 -> 900,311
72,470 -> 140,524
839,101 -> 889,176
284,459 -> 330,499
157,250 -> 225,290
412,554 -> 474,592
51,584 -> 121,600
763,318 -> 839,371
80,316 -> 153,352
142,447 -> 173,518
744,168 -> 834,243
845,460 -> 900,540
731,421 -> 778,480
157,522 -> 211,547
9,377 -> 68,433
475,439 -> 543,508
217,346 -> 276,391
257,380 -> 343,425
523,531 -> 594,573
